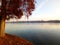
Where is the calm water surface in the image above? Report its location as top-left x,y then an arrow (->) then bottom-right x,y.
5,23 -> 60,45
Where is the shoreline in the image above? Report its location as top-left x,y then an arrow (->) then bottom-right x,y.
0,34 -> 34,45
6,20 -> 60,23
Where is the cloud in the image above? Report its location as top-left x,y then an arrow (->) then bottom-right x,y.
40,0 -> 48,8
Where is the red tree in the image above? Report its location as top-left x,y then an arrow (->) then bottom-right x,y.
0,0 -> 35,37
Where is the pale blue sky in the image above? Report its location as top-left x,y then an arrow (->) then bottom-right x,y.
19,0 -> 60,21
0,0 -> 60,21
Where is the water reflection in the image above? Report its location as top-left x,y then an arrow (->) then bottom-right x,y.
5,23 -> 60,45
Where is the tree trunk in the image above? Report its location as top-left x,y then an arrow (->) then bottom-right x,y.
0,17 -> 5,37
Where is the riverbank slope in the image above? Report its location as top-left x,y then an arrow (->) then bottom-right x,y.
0,34 -> 34,45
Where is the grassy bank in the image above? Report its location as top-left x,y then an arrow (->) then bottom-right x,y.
0,34 -> 34,45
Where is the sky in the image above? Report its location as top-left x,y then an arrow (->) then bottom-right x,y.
0,0 -> 60,21
19,0 -> 60,21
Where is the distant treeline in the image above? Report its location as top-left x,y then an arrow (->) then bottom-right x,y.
6,20 -> 60,23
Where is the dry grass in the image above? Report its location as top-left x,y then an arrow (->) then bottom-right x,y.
0,34 -> 34,45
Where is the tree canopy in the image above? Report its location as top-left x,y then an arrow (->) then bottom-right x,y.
0,0 -> 35,20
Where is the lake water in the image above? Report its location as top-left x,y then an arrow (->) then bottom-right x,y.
5,23 -> 60,45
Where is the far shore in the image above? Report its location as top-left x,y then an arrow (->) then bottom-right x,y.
6,20 -> 60,23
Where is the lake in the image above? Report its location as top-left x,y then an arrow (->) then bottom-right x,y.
5,23 -> 60,45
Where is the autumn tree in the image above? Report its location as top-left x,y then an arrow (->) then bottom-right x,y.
0,0 -> 35,37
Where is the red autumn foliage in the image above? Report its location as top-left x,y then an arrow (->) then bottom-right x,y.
0,0 -> 35,20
